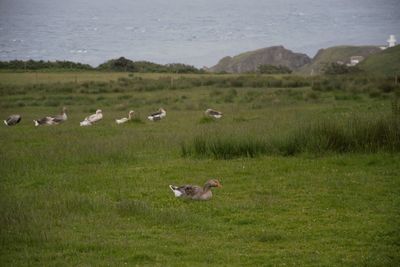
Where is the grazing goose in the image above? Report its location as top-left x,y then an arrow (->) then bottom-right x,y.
4,114 -> 22,126
116,110 -> 134,124
34,107 -> 67,126
80,109 -> 103,126
148,108 -> 166,121
169,179 -> 222,200
205,108 -> 223,119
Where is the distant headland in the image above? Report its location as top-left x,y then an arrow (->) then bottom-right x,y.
0,35 -> 398,76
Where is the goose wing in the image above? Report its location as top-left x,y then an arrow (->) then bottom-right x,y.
6,114 -> 21,125
52,114 -> 66,123
116,117 -> 128,124
179,185 -> 203,197
150,110 -> 162,117
42,116 -> 55,123
86,113 -> 102,123
209,110 -> 222,116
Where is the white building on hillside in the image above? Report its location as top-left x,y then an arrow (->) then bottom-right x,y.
347,56 -> 364,67
381,34 -> 397,50
387,35 -> 397,47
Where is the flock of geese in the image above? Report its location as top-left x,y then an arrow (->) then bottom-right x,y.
3,107 -> 223,127
3,106 -> 224,200
4,106 -> 224,200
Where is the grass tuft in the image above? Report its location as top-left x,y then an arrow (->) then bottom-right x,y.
182,135 -> 269,159
257,232 -> 283,242
198,116 -> 216,124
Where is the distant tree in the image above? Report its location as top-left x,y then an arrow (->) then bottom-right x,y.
0,59 -> 92,70
97,57 -> 137,72
0,57 -> 203,73
165,63 -> 204,73
323,63 -> 361,75
97,58 -> 203,73
257,64 -> 292,74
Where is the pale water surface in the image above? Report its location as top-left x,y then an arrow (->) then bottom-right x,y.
0,0 -> 399,67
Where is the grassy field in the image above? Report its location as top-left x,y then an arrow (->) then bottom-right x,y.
0,72 -> 399,266
0,72 -> 242,85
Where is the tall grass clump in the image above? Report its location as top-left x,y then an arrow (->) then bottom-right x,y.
278,114 -> 400,155
183,113 -> 400,159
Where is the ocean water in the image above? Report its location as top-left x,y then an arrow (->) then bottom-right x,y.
0,0 -> 399,67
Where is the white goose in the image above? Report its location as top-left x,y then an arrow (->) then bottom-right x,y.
147,108 -> 166,121
80,109 -> 103,126
116,110 -> 134,124
205,108 -> 222,119
34,107 -> 67,126
4,114 -> 22,126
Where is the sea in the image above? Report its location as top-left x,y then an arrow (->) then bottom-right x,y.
0,0 -> 399,67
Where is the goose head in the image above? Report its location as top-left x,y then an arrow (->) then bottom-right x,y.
62,106 -> 67,114
159,108 -> 166,116
96,109 -> 102,114
204,179 -> 222,189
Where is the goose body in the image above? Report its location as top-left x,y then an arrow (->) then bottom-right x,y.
148,108 -> 166,121
205,108 -> 222,119
4,114 -> 21,126
34,107 -> 67,126
169,179 -> 222,200
116,110 -> 134,124
80,120 -> 92,126
80,109 -> 103,126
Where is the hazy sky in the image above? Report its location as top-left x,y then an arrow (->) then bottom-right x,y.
0,0 -> 399,66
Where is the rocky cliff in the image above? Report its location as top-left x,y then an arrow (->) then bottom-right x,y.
209,46 -> 311,73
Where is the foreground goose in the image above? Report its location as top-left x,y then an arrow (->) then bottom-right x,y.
34,107 -> 67,126
205,108 -> 223,119
4,114 -> 22,126
169,179 -> 222,200
148,108 -> 166,121
80,109 -> 103,126
116,110 -> 134,124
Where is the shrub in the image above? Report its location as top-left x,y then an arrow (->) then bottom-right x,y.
258,64 -> 292,74
304,91 -> 319,101
369,90 -> 381,98
323,63 -> 361,75
378,82 -> 396,93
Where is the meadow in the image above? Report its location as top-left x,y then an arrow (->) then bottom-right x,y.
0,72 -> 399,266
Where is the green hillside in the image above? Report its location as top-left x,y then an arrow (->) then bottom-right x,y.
358,45 -> 400,76
210,46 -> 311,73
299,46 -> 381,75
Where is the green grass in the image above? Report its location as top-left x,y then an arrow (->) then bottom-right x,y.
359,45 -> 400,76
0,72 -> 260,85
0,72 -> 399,266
